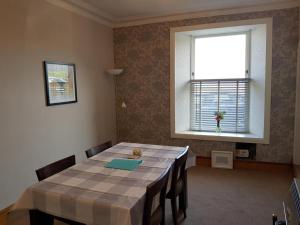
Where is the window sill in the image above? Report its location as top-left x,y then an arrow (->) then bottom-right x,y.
172,130 -> 268,144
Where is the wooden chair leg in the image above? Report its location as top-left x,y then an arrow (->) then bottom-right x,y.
181,170 -> 188,218
184,170 -> 188,209
179,191 -> 186,219
29,210 -> 54,225
171,197 -> 178,225
161,207 -> 166,225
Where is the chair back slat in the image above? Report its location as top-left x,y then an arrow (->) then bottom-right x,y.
85,141 -> 112,158
170,146 -> 189,195
143,166 -> 171,225
35,155 -> 75,181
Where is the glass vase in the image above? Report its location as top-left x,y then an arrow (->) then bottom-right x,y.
216,121 -> 221,133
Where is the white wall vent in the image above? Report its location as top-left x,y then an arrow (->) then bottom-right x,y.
211,151 -> 233,169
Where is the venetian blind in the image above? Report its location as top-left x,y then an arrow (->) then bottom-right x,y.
190,79 -> 250,133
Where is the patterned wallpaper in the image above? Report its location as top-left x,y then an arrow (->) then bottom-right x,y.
114,8 -> 299,163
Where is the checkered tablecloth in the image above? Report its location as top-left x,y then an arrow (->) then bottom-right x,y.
11,142 -> 193,225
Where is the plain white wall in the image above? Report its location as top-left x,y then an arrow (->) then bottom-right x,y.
0,0 -> 116,209
293,8 -> 300,165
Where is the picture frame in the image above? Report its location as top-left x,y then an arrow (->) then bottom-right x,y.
43,61 -> 78,106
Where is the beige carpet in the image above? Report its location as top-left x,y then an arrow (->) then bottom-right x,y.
164,166 -> 292,225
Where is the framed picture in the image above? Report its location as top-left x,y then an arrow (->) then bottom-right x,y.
43,61 -> 78,106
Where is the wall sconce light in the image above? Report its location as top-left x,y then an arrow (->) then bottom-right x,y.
106,69 -> 124,76
121,102 -> 127,108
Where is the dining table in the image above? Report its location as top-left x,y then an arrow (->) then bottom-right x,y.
9,142 -> 195,225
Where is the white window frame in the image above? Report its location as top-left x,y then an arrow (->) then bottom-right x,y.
170,18 -> 273,144
190,31 -> 251,133
191,31 -> 251,80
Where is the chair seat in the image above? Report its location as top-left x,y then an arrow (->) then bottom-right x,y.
166,178 -> 184,198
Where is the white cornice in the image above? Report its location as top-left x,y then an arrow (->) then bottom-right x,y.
45,0 -> 115,27
114,0 -> 300,28
45,0 -> 300,28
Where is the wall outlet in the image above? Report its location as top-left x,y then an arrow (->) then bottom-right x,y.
236,149 -> 249,158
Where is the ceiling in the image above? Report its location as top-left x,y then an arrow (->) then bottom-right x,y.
89,0 -> 291,19
53,0 -> 298,26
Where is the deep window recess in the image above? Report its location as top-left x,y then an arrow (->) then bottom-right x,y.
190,32 -> 250,133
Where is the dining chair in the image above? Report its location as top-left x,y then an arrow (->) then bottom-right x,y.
166,146 -> 189,225
35,155 -> 76,181
143,166 -> 171,225
85,141 -> 112,158
34,155 -> 84,225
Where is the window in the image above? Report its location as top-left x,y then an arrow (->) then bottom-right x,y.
171,19 -> 272,143
193,34 -> 248,79
190,33 -> 250,133
191,79 -> 249,133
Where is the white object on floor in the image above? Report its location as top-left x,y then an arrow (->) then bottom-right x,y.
211,150 -> 233,169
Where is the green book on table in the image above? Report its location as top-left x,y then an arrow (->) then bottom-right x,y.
105,159 -> 143,171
